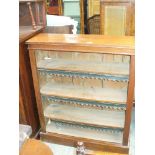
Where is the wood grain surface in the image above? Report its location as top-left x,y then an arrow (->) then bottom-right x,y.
40,83 -> 127,104
26,34 -> 134,54
20,139 -> 53,155
19,26 -> 43,43
46,121 -> 123,144
44,103 -> 125,129
37,58 -> 129,76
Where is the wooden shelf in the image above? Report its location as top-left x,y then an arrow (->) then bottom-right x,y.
42,95 -> 127,110
40,83 -> 127,104
44,103 -> 125,129
19,26 -> 43,43
37,59 -> 129,80
40,132 -> 129,154
46,120 -> 123,144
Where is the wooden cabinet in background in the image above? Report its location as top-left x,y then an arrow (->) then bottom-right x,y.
46,0 -> 63,15
27,34 -> 135,153
88,0 -> 100,18
100,0 -> 135,36
19,0 -> 46,135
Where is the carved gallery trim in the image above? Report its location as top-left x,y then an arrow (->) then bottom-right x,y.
41,95 -> 126,111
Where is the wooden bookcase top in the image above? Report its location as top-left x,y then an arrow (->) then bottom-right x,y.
26,33 -> 135,55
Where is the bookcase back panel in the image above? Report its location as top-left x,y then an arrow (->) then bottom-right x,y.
19,2 -> 44,26
38,73 -> 128,90
35,50 -> 130,63
36,51 -> 129,92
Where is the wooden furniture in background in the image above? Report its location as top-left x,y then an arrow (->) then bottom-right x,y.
43,25 -> 73,33
20,139 -> 53,155
46,0 -> 63,15
87,14 -> 100,34
100,0 -> 135,36
88,0 -> 100,18
19,0 -> 46,135
27,34 -> 135,153
19,0 -> 46,31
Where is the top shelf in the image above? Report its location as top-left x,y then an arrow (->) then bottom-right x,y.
26,33 -> 135,55
37,58 -> 129,81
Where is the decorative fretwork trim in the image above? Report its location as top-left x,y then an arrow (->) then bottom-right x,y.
38,69 -> 129,82
41,95 -> 126,111
48,120 -> 123,134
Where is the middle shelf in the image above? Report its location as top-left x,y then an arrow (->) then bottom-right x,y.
40,83 -> 127,104
44,103 -> 125,129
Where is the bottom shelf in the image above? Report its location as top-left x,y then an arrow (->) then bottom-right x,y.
46,120 -> 123,144
40,132 -> 129,154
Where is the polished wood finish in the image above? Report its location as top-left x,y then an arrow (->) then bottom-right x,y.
20,139 -> 53,155
27,34 -> 134,55
19,0 -> 46,135
100,0 -> 134,36
19,42 -> 40,135
80,0 -> 84,34
123,55 -> 135,145
40,132 -> 129,154
19,26 -> 43,43
29,50 -> 46,131
58,0 -> 63,15
86,150 -> 127,155
19,82 -> 27,124
27,34 -> 134,152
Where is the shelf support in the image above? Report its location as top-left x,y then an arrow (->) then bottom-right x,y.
35,2 -> 40,25
123,55 -> 135,145
27,2 -> 37,30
